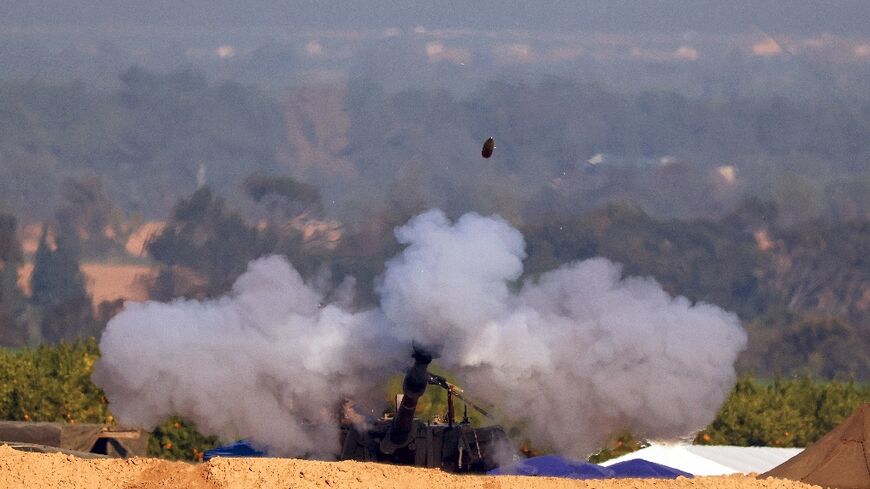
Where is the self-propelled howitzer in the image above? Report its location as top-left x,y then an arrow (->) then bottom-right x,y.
337,350 -> 508,472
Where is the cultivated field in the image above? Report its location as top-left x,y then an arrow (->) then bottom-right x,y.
17,262 -> 156,305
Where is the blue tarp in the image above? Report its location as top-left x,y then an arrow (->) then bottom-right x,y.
203,440 -> 267,462
608,459 -> 694,479
487,455 -> 616,479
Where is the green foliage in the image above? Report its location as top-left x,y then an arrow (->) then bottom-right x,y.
29,227 -> 98,343
0,70 -> 283,220
589,376 -> 868,462
523,200 -> 870,381
0,211 -> 28,347
30,229 -> 85,309
740,315 -> 870,380
0,339 -> 108,423
523,200 -> 777,320
0,341 -> 216,461
146,187 -> 269,299
695,375 -> 870,447
55,177 -> 129,260
0,343 -> 868,463
0,263 -> 28,347
588,431 -> 650,464
383,363 -> 489,427
147,417 -> 218,461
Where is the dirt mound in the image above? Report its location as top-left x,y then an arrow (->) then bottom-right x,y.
0,444 -> 821,489
0,445 -> 212,489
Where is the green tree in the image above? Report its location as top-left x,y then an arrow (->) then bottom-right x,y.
588,431 -> 649,463
30,226 -> 97,343
0,339 -> 108,423
522,201 -> 776,319
0,212 -> 28,347
148,417 -> 218,461
0,341 -> 217,461
55,176 -> 127,260
146,187 -> 268,299
696,375 -> 870,447
741,315 -> 870,380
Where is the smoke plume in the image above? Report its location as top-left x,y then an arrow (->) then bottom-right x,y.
94,209 -> 746,457
92,256 -> 404,456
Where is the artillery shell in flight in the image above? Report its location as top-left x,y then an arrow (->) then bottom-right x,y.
481,137 -> 495,158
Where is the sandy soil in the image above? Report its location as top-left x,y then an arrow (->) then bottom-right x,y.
17,262 -> 156,304
0,445 -> 821,489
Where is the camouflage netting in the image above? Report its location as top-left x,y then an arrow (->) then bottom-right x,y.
0,421 -> 147,457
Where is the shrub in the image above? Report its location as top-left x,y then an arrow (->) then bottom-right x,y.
695,374 -> 870,447
0,340 -> 215,461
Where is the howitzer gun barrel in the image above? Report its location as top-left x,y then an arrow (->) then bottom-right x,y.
380,350 -> 433,453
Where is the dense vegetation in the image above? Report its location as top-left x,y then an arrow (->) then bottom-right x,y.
0,341 -> 216,460
1,188 -> 867,378
0,68 -> 867,367
522,201 -> 870,379
0,341 -> 865,461
140,191 -> 870,379
695,375 -> 870,448
1,69 -> 868,224
589,375 -> 869,463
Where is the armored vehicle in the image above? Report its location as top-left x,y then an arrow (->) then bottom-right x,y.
338,350 -> 508,472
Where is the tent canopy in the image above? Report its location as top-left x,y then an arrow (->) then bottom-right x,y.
0,421 -> 147,458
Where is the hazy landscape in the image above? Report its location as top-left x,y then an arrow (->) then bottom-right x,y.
0,0 -> 867,475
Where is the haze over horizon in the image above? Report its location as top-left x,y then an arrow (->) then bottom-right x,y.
4,1 -> 870,36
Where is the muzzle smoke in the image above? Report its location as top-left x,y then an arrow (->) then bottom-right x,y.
94,209 -> 746,457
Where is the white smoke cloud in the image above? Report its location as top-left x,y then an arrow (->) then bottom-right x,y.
92,256 -> 403,457
94,209 -> 746,458
380,210 -> 746,455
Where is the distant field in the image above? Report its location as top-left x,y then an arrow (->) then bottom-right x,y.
17,262 -> 157,305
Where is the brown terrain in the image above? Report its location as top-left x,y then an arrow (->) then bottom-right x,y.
16,220 -> 163,306
0,445 -> 820,489
17,262 -> 156,305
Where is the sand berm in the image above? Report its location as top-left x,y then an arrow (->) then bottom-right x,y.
0,445 -> 820,489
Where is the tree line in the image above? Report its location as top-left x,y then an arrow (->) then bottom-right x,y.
1,68 -> 868,225
0,183 -> 867,379
0,66 -> 867,378
0,340 -> 865,461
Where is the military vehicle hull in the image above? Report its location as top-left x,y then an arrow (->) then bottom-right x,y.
337,350 -> 509,472
339,420 -> 507,472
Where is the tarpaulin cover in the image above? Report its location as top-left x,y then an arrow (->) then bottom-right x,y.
203,440 -> 267,462
608,458 -> 694,478
487,455 -> 616,479
0,421 -> 147,457
600,443 -> 802,475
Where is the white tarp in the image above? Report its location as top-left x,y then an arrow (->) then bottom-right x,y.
599,443 -> 803,476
